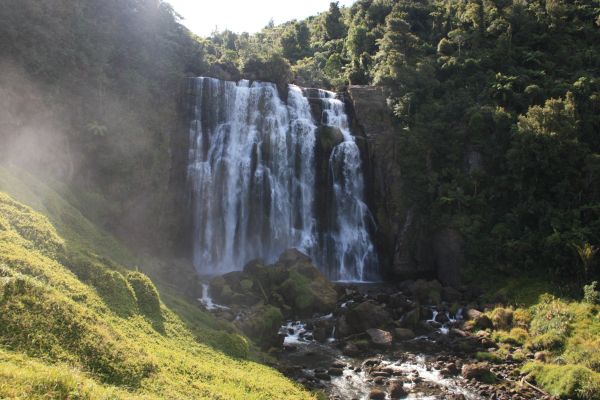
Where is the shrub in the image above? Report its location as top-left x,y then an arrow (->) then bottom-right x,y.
127,271 -> 161,321
564,336 -> 600,372
239,305 -> 283,349
493,327 -> 529,346
476,351 -> 503,364
513,308 -> 532,328
512,348 -> 527,362
529,294 -> 572,337
583,282 -> 600,305
215,333 -> 249,359
488,307 -> 513,330
526,332 -> 565,352
522,362 -> 600,399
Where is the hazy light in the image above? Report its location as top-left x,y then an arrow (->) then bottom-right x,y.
166,0 -> 356,37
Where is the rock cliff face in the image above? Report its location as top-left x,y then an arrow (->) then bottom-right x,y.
345,86 -> 464,285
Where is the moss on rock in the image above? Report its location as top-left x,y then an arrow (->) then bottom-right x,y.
239,304 -> 284,349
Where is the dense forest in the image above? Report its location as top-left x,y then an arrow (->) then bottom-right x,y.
1,0 -> 600,399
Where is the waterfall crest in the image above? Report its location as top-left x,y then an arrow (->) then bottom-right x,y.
187,77 -> 378,281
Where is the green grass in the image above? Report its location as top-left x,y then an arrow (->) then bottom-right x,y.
522,363 -> 600,400
475,351 -> 503,364
491,327 -> 529,346
478,277 -> 600,399
0,167 -> 313,399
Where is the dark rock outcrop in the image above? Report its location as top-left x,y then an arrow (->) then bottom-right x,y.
238,304 -> 284,350
347,86 -> 467,285
433,229 -> 464,287
345,300 -> 391,333
347,86 -> 435,280
210,248 -> 337,318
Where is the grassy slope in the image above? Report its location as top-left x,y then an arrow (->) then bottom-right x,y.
0,166 -> 312,400
474,283 -> 600,399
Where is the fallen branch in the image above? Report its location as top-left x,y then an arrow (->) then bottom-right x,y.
521,377 -> 550,397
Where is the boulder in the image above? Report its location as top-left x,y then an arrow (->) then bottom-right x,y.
336,315 -> 352,338
369,389 -> 386,400
389,292 -> 411,310
218,249 -> 337,318
389,380 -> 408,399
461,363 -> 496,383
465,308 -> 483,320
366,328 -> 393,347
237,304 -> 283,349
278,248 -> 312,265
342,342 -> 361,356
242,258 -> 267,276
346,300 -> 391,333
316,126 -> 344,155
394,328 -> 416,341
464,309 -> 493,331
277,259 -> 337,317
408,280 -> 442,305
534,351 -> 549,362
401,308 -> 420,330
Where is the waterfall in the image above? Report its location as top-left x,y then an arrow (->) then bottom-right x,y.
316,90 -> 378,281
187,77 -> 377,281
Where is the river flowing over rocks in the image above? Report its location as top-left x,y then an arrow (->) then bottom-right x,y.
199,255 -> 557,400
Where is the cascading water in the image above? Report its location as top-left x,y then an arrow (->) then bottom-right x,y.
187,77 -> 377,281
316,90 -> 378,281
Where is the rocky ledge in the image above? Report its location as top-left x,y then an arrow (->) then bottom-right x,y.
203,249 -> 337,348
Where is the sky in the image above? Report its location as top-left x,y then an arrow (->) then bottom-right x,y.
166,0 -> 356,37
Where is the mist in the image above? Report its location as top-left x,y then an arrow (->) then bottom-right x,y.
0,63 -> 75,180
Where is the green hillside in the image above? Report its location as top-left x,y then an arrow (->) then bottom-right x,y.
0,166 -> 312,400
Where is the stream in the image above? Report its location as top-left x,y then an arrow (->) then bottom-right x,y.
199,280 -> 547,400
277,311 -> 481,400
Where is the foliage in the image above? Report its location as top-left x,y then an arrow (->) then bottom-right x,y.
242,53 -> 293,90
0,179 -> 313,399
583,281 -> 600,305
487,307 -> 513,330
127,271 -> 162,322
475,351 -> 503,364
522,363 -> 600,400
492,327 -> 529,346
